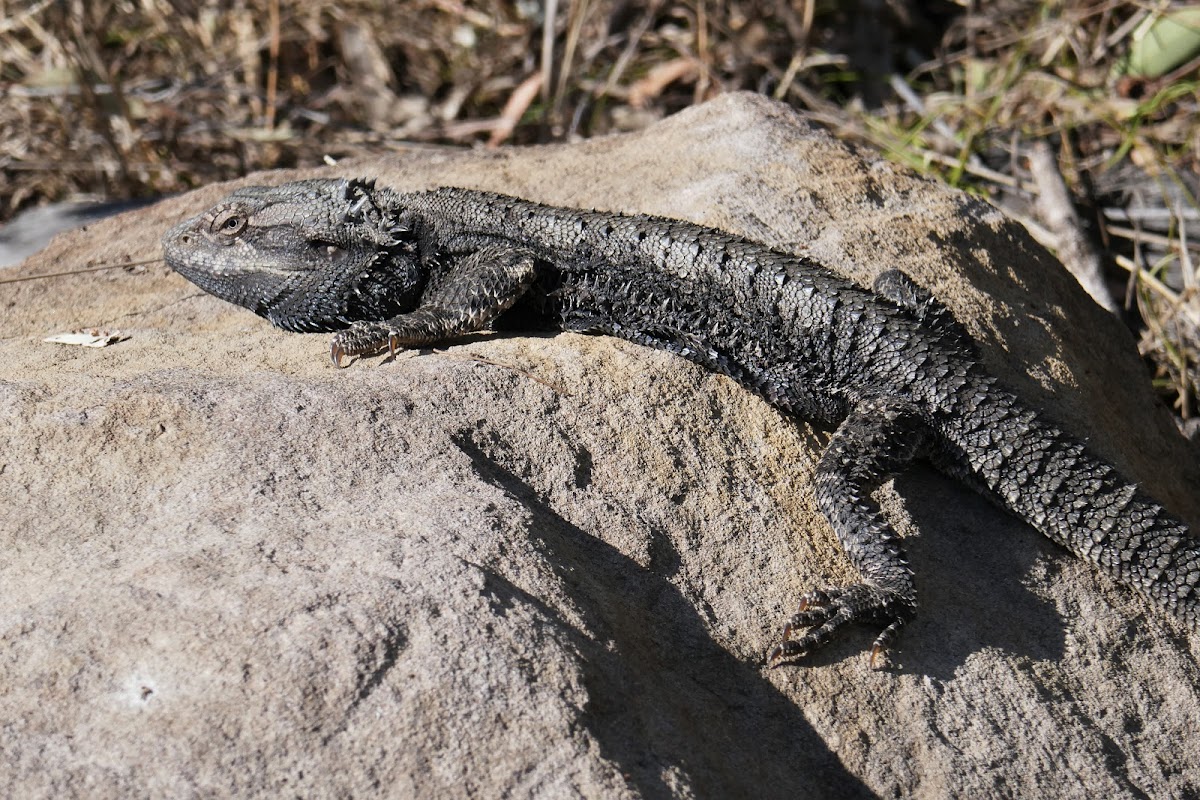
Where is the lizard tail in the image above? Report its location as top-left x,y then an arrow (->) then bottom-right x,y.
937,381 -> 1200,629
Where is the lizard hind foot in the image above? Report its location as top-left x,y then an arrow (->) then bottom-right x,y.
767,584 -> 915,668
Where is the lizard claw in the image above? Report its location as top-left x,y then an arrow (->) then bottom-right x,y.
330,341 -> 346,368
329,323 -> 394,367
766,584 -> 913,668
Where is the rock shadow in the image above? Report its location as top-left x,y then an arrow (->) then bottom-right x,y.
452,430 -> 875,800
890,468 -> 1068,680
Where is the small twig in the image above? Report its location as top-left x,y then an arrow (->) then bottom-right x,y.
773,53 -> 804,102
600,0 -> 663,98
1101,4 -> 1150,54
900,146 -> 1035,192
427,0 -> 525,33
887,73 -> 983,168
487,73 -> 543,148
541,0 -> 558,106
0,258 -> 160,285
693,0 -> 710,103
1178,202 -> 1196,291
1105,225 -> 1200,254
1029,141 -> 1119,313
554,0 -> 588,118
1113,253 -> 1182,306
0,0 -> 55,34
628,58 -> 697,109
264,0 -> 280,130
1103,207 -> 1200,224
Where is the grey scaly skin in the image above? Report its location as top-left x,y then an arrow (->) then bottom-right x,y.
162,177 -> 1199,664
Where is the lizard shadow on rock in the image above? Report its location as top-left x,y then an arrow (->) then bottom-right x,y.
450,430 -> 877,800
889,468 -> 1067,681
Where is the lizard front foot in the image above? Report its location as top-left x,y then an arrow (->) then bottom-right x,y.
330,322 -> 403,367
768,584 -> 915,668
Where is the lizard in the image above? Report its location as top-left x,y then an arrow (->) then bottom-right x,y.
161,177 -> 1199,664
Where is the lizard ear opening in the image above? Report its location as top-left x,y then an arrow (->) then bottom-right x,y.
306,238 -> 348,261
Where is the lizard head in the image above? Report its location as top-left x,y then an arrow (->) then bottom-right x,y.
162,178 -> 424,332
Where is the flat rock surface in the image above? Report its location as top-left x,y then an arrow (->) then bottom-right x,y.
2,93 -> 1198,798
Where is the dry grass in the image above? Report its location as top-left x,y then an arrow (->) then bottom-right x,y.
1,0 -> 1197,419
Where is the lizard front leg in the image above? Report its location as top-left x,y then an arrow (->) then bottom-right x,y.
873,269 -> 977,358
331,244 -> 537,366
770,395 -> 932,667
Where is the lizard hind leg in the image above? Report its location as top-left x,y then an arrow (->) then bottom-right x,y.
770,395 -> 933,667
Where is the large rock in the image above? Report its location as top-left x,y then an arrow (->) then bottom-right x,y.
2,92 -> 1197,798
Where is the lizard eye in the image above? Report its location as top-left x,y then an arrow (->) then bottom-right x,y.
213,211 -> 246,237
